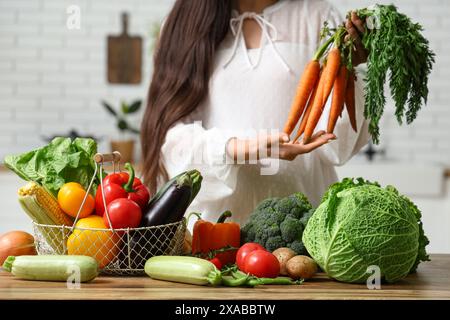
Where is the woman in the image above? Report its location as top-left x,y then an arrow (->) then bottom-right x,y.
141,0 -> 370,228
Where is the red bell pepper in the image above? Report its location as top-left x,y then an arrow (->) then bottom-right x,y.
191,211 -> 240,266
95,162 -> 150,216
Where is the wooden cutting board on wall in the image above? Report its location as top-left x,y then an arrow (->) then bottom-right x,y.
107,12 -> 142,84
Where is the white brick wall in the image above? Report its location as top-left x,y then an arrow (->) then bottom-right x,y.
0,0 -> 449,165
0,0 -> 175,160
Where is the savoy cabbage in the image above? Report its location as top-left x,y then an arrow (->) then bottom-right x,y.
302,178 -> 429,283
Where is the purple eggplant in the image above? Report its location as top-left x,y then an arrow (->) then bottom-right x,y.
140,173 -> 193,227
120,171 -> 202,269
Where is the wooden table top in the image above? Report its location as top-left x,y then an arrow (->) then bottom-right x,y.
1,254 -> 449,300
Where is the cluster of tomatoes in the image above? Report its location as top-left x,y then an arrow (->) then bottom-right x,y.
57,163 -> 150,230
208,243 -> 280,279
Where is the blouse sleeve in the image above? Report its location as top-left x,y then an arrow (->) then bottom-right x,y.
313,2 -> 370,166
161,122 -> 241,203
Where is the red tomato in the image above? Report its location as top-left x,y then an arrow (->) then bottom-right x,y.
236,243 -> 265,271
95,183 -> 127,216
208,257 -> 223,270
95,172 -> 149,216
243,250 -> 280,278
103,198 -> 142,230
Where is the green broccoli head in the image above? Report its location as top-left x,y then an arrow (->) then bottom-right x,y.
241,199 -> 279,243
280,215 -> 304,243
241,192 -> 312,255
265,235 -> 286,252
241,221 -> 256,242
299,208 -> 315,228
275,193 -> 312,219
255,197 -> 279,212
288,240 -> 307,255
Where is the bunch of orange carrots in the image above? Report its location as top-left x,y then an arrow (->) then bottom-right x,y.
284,25 -> 357,144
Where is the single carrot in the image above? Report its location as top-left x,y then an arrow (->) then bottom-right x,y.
345,71 -> 357,132
303,48 -> 341,143
327,65 -> 348,133
301,71 -> 325,144
321,48 -> 341,104
292,75 -> 320,143
283,60 -> 321,136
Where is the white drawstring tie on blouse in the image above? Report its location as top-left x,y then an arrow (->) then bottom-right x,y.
223,12 -> 291,73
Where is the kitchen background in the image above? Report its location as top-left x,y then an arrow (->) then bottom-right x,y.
0,0 -> 449,252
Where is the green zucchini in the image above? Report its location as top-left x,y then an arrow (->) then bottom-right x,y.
2,255 -> 98,282
144,256 -> 222,286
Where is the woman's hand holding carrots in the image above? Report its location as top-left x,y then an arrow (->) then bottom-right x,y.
345,11 -> 368,67
226,131 -> 335,163
282,11 -> 367,144
279,131 -> 336,161
282,7 -> 433,145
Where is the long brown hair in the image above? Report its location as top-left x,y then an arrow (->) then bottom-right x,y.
141,0 -> 232,194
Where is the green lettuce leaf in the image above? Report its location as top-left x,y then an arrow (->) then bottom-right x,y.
4,137 -> 99,197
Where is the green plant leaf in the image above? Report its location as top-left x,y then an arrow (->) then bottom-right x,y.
128,126 -> 140,134
121,101 -> 129,114
101,100 -> 117,116
117,119 -> 128,131
127,100 -> 142,114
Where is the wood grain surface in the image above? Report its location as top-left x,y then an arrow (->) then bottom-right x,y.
1,254 -> 449,300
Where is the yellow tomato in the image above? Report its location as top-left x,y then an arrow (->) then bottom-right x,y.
67,216 -> 120,268
58,182 -> 94,218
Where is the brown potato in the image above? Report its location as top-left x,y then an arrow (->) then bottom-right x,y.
286,255 -> 318,280
272,247 -> 296,276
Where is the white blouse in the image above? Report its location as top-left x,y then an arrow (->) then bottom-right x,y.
160,0 -> 370,230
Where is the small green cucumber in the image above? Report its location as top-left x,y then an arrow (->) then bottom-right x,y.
2,255 -> 98,282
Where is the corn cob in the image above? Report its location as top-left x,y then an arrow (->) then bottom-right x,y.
18,182 -> 73,254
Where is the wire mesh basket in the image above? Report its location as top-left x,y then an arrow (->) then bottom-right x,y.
32,152 -> 186,275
